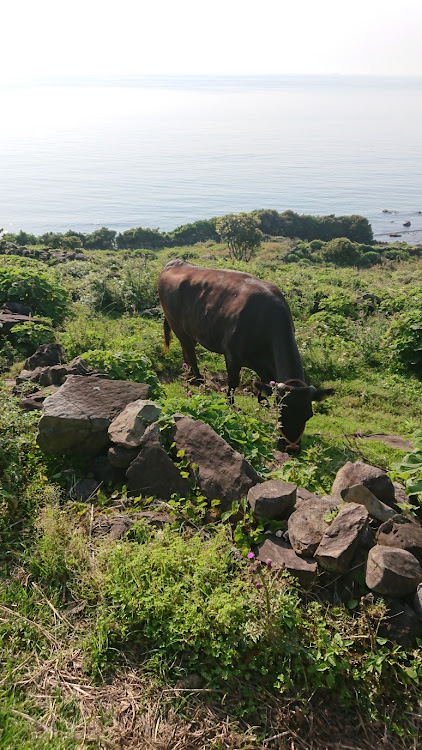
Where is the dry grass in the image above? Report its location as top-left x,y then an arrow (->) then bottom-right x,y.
7,644 -> 420,750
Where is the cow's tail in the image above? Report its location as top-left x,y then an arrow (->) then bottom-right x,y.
163,318 -> 172,351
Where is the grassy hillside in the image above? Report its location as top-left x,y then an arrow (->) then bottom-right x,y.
0,237 -> 421,748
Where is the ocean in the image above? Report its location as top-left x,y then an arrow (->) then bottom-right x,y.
1,75 -> 422,243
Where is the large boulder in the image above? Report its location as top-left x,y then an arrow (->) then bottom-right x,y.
169,416 -> 261,511
332,461 -> 395,504
247,480 -> 296,520
288,495 -> 343,558
365,546 -> 422,597
376,515 -> 422,565
257,535 -> 317,588
314,503 -> 369,574
126,424 -> 190,500
108,399 -> 162,448
37,375 -> 150,456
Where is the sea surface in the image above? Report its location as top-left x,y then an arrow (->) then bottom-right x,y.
1,75 -> 422,243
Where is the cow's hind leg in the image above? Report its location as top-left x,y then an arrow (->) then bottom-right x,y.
225,355 -> 241,405
180,336 -> 203,386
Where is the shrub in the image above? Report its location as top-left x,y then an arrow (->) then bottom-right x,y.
0,265 -> 69,324
320,238 -> 362,267
309,239 -> 325,250
386,304 -> 422,374
216,213 -> 262,262
9,321 -> 56,356
359,251 -> 381,267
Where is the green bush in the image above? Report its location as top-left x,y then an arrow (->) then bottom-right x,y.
309,239 -> 325,250
81,349 -> 161,397
320,238 -> 362,267
0,265 -> 69,324
386,304 -> 422,373
359,251 -> 381,267
8,321 -> 56,356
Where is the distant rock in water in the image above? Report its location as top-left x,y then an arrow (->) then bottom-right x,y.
403,220 -> 411,227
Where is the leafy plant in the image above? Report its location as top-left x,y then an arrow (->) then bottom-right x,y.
80,349 -> 161,397
0,265 -> 68,323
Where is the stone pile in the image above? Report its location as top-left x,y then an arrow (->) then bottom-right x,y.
34,374 -> 422,645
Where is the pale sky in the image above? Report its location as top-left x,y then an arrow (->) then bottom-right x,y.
1,0 -> 422,83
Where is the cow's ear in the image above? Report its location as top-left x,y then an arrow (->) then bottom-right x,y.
253,380 -> 272,397
309,386 -> 335,402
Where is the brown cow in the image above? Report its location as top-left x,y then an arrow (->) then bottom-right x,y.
158,260 -> 334,453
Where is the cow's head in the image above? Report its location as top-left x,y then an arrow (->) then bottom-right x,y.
254,380 -> 335,454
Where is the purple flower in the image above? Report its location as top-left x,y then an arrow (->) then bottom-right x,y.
187,391 -> 192,398
356,430 -> 362,437
182,362 -> 188,369
266,558 -> 272,568
243,388 -> 248,393
269,380 -> 275,387
220,387 -> 225,392
247,551 -> 255,560
255,582 -> 262,589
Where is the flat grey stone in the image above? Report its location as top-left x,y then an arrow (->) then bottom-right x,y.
376,515 -> 422,564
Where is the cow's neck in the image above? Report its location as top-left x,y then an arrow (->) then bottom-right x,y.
273,336 -> 305,384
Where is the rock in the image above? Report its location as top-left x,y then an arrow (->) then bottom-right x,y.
341,485 -> 395,523
25,342 -> 63,370
414,584 -> 422,620
403,220 -> 411,227
376,515 -> 422,564
2,301 -> 33,316
169,416 -> 261,511
140,307 -> 162,318
136,510 -> 175,526
92,514 -> 134,540
247,480 -> 296,520
19,386 -> 59,411
108,444 -> 140,469
365,546 -> 422,597
17,357 -> 98,387
378,600 -> 422,648
108,399 -> 162,448
288,495 -> 342,558
332,461 -> 395,504
37,375 -> 150,456
393,482 -> 411,506
0,311 -> 49,336
74,253 -> 87,261
72,478 -> 100,502
257,535 -> 318,588
90,456 -> 125,486
314,503 -> 369,574
126,426 -> 190,500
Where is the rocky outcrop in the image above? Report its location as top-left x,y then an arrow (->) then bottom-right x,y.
37,375 -> 150,455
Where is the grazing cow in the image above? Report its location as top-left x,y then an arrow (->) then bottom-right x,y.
158,260 -> 334,453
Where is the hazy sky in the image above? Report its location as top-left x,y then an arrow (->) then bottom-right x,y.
2,0 -> 422,83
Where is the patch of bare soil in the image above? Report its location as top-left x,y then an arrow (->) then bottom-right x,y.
361,434 -> 413,451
